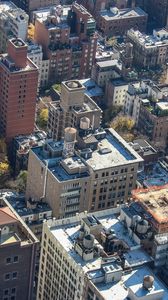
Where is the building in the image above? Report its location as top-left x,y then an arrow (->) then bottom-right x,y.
0,190 -> 52,291
11,130 -> 46,174
132,185 -> 168,234
0,190 -> 52,243
121,187 -> 168,267
127,28 -> 168,69
27,40 -> 43,90
124,80 -> 167,148
79,78 -> 104,106
0,1 -> 28,53
37,208 -> 168,300
11,0 -> 60,15
27,40 -> 50,89
47,80 -> 102,141
34,3 -> 97,83
0,38 -> 38,142
26,121 -> 143,218
105,78 -> 139,107
96,42 -> 119,62
91,60 -> 121,88
77,0 -> 129,19
124,80 -> 168,150
138,100 -> 168,150
124,81 -> 146,125
0,193 -> 38,300
129,139 -> 158,166
97,6 -> 147,37
144,0 -> 168,29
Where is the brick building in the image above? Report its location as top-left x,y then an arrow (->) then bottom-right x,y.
0,196 -> 38,300
0,38 -> 38,142
97,6 -> 147,37
34,3 -> 97,83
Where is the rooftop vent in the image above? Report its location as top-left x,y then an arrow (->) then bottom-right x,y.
65,80 -> 82,89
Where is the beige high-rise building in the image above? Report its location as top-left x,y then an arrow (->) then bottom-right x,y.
26,81 -> 143,218
47,80 -> 102,140
37,208 -> 168,300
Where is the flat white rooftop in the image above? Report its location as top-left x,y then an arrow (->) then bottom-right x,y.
85,129 -> 142,170
50,209 -> 150,273
95,266 -> 168,300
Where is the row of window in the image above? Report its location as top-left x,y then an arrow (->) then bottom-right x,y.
6,256 -> 18,264
95,167 -> 134,178
4,272 -> 18,281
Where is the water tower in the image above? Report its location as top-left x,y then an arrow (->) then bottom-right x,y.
63,127 -> 77,157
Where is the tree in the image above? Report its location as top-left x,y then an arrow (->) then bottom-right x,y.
111,116 -> 135,132
37,108 -> 48,130
0,162 -> 9,175
52,83 -> 61,93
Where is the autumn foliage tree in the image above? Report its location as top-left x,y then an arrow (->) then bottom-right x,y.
111,116 -> 135,142
37,108 -> 49,130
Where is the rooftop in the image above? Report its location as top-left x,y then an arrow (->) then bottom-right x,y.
128,28 -> 168,48
79,78 -> 103,98
32,128 -> 142,180
1,191 -> 52,225
72,95 -> 101,113
85,128 -> 142,171
33,5 -> 71,23
0,192 -> 38,246
132,185 -> 168,224
96,59 -> 121,69
100,7 -> 147,21
0,1 -> 17,12
0,54 -> 37,73
45,209 -> 168,299
95,266 -> 168,300
49,208 -> 149,272
138,161 -> 168,188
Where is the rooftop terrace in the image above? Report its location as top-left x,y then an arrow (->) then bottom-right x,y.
133,185 -> 168,224
138,162 -> 168,188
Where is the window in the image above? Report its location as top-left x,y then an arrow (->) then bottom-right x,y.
13,256 -> 18,263
11,296 -> 15,300
4,273 -> 10,280
6,257 -> 11,264
4,289 -> 9,295
11,288 -> 16,294
12,272 -> 17,279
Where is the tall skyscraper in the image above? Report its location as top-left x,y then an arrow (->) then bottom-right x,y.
0,38 -> 38,142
